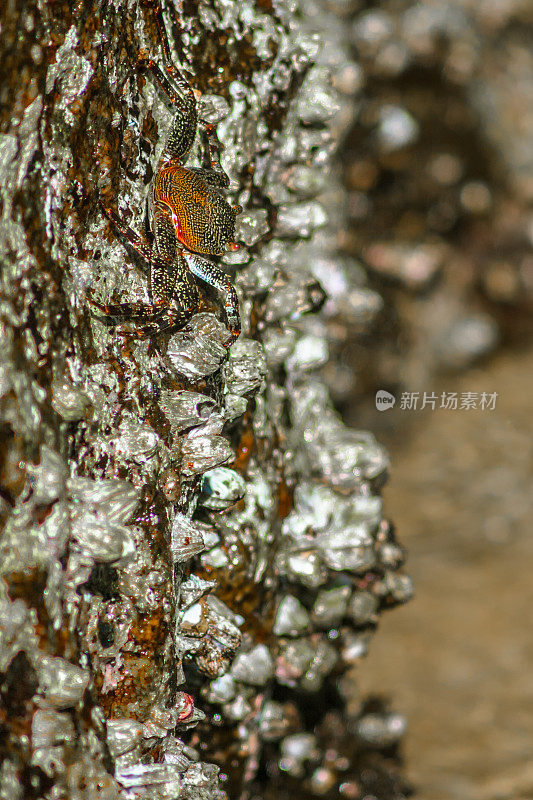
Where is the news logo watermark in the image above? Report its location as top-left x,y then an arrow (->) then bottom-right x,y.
375,391 -> 498,411
375,390 -> 396,411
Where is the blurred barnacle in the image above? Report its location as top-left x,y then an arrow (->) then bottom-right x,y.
70,508 -> 136,564
106,719 -> 143,759
280,732 -> 319,777
36,656 -> 90,710
275,201 -> 328,239
348,591 -> 379,625
223,337 -> 267,397
311,586 -> 351,629
51,376 -> 91,421
273,595 -> 310,637
354,712 -> 407,747
231,644 -> 274,687
235,209 -> 269,246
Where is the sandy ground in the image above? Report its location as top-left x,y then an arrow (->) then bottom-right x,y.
356,347 -> 533,800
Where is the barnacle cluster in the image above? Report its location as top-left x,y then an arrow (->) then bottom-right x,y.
0,1 -> 412,799
331,0 -> 533,409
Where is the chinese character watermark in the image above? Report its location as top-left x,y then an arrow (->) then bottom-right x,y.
377,390 -> 498,412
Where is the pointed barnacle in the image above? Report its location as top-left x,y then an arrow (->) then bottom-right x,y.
263,274 -> 326,324
236,257 -> 276,296
31,709 -> 75,749
311,586 -> 351,629
275,201 -> 328,239
235,209 -> 269,246
383,571 -> 414,604
225,692 -> 252,722
167,313 -> 229,380
276,548 -> 328,589
285,334 -> 328,373
315,525 -> 376,573
116,416 -> 160,461
280,733 -> 319,777
259,701 -> 292,741
284,164 -> 327,198
159,390 -> 216,435
262,326 -> 297,368
170,513 -> 208,563
179,575 -> 217,609
197,94 -> 230,124
181,763 -> 222,798
341,631 -> 370,664
180,429 -> 233,476
205,605 -> 242,651
275,639 -> 315,688
348,591 -> 379,625
206,674 -> 236,705
299,638 -> 338,692
162,739 -> 197,770
296,66 -> 341,124
223,392 -> 248,423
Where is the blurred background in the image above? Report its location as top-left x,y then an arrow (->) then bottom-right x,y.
328,1 -> 533,798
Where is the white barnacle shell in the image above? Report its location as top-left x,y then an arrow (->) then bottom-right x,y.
180,431 -> 233,476
199,467 -> 246,511
106,719 -> 143,758
27,446 -> 66,504
231,644 -> 274,687
170,513 -> 208,563
67,478 -> 139,523
159,389 -> 216,434
167,313 -> 228,379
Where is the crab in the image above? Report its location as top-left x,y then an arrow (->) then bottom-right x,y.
89,9 -> 241,346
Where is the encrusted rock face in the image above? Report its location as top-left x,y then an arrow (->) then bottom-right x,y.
0,2 -> 411,799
